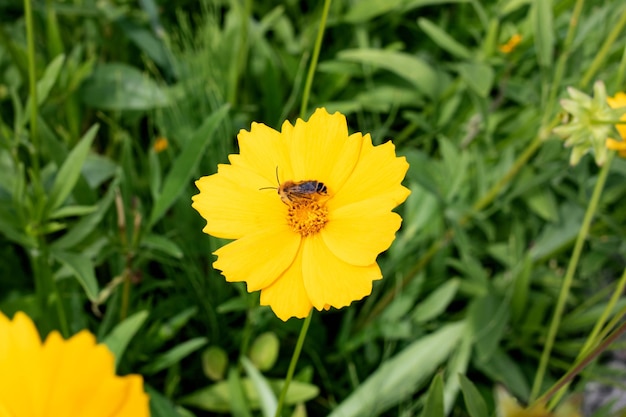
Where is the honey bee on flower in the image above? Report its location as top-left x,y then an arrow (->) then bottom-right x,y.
262,178 -> 328,205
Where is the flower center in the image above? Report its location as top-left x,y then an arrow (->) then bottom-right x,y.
286,200 -> 329,236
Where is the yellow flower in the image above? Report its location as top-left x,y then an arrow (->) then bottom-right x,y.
192,108 -> 410,321
153,136 -> 169,153
606,92 -> 626,157
499,34 -> 522,53
0,311 -> 150,417
496,387 -> 581,417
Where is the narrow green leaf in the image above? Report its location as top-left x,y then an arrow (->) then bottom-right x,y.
47,124 -> 99,212
228,368 -> 253,417
141,234 -> 184,259
421,373 -> 444,417
80,63 -> 169,110
328,321 -> 465,417
51,174 -> 118,250
418,18 -> 472,59
338,49 -> 441,98
412,279 -> 460,323
459,374 -> 489,417
143,337 -> 208,375
241,357 -> 277,417
49,204 -> 97,219
102,310 -> 149,368
149,105 -> 229,226
146,385 -> 182,417
531,0 -> 554,67
22,54 -> 65,126
51,250 -> 98,301
455,62 -> 494,97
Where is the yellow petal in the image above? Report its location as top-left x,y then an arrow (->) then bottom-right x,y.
193,163 -> 287,239
302,234 -> 381,310
329,136 -> 410,211
260,247 -> 313,321
213,226 -> 301,291
322,203 -> 403,266
233,121 -> 294,185
287,108 -> 362,192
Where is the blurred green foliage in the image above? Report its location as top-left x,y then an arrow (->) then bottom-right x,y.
1,0 -> 626,416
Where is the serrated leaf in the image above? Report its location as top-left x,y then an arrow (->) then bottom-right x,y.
47,124 -> 99,212
149,105 -> 229,226
102,310 -> 149,368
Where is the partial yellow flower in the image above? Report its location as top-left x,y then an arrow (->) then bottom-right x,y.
606,91 -> 626,157
192,108 -> 410,321
0,311 -> 150,417
153,136 -> 169,153
496,387 -> 581,417
499,34 -> 522,53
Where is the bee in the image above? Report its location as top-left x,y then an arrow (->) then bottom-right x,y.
260,168 -> 328,205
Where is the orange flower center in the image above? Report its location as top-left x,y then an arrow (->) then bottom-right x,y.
287,200 -> 328,236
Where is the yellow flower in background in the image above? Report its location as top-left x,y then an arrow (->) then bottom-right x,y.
192,108 -> 410,321
499,34 -> 522,53
153,136 -> 169,153
496,387 -> 581,417
0,311 -> 149,417
606,92 -> 626,157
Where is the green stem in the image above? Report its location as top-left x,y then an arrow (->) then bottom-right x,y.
548,265 -> 626,408
533,319 -> 626,407
529,151 -> 614,401
274,311 -> 313,417
24,0 -> 39,177
299,0 -> 331,118
581,5 -> 626,88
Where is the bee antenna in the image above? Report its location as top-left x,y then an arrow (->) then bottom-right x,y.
259,166 -> 281,191
274,166 -> 280,186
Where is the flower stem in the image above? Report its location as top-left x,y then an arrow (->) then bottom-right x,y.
548,265 -> 626,408
533,318 -> 626,407
529,151 -> 614,401
24,0 -> 39,170
299,0 -> 331,118
274,310 -> 313,417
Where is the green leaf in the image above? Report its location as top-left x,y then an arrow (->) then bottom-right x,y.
147,385 -> 182,417
49,204 -> 97,219
227,368 -> 252,417
47,124 -> 99,212
455,62 -> 494,97
149,105 -> 229,226
102,310 -> 149,368
337,49 -> 441,98
418,18 -> 472,59
421,373 -> 444,417
241,357 -> 277,417
51,250 -> 98,301
143,337 -> 208,374
531,0 -> 554,67
22,54 -> 66,126
180,378 -> 319,413
328,321 -> 465,417
412,278 -> 460,323
459,374 -> 489,417
141,234 -> 184,259
80,63 -> 168,110
51,174 -> 119,250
